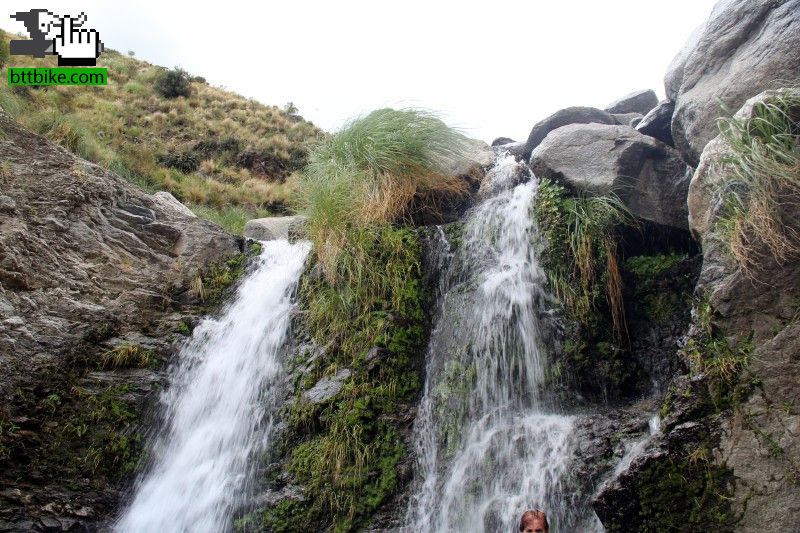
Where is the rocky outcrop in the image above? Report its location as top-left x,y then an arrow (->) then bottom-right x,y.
150,191 -> 196,219
687,89 -> 800,531
596,88 -> 800,532
244,215 -> 305,241
529,123 -> 691,229
635,100 -> 675,146
604,89 -> 658,115
668,0 -> 800,165
522,107 -> 616,160
0,111 -> 242,530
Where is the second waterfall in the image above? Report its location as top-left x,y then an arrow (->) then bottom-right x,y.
404,154 -> 600,532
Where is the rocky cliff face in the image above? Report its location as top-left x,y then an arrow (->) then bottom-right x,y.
593,53 -> 800,533
0,110 -> 242,531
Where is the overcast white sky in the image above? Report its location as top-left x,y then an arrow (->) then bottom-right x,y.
4,0 -> 718,143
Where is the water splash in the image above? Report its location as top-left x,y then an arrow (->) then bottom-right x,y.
404,153 -> 595,532
116,239 -> 310,533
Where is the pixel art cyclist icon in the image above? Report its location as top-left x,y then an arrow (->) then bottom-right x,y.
10,9 -> 104,66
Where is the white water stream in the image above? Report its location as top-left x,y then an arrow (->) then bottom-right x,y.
404,154 -> 598,532
116,239 -> 310,533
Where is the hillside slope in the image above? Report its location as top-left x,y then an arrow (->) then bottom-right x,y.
0,30 -> 322,233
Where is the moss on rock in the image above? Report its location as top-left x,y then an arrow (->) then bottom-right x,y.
252,226 -> 427,532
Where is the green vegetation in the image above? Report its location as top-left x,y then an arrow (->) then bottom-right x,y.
280,226 -> 425,532
533,178 -> 639,397
0,33 -> 321,234
192,241 -> 262,307
250,109 -> 472,531
153,66 -> 192,98
625,253 -> 691,324
716,88 -> 800,276
680,296 -> 753,410
98,344 -> 156,370
57,384 -> 142,479
606,450 -> 735,532
534,179 -> 633,341
294,108 -> 470,277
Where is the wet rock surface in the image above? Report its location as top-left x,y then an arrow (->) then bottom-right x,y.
0,111 -> 241,530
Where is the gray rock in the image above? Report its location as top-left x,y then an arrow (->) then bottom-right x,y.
668,0 -> 800,165
303,368 -> 352,404
491,137 -> 515,147
0,111 -> 241,528
0,195 -> 16,214
645,88 -> 800,533
522,106 -> 617,160
529,123 -> 691,229
448,137 -> 493,176
664,24 -> 704,101
243,215 -> 305,241
636,100 -> 675,146
492,141 -> 527,160
604,90 -> 658,115
151,191 -> 196,219
38,517 -> 62,531
611,112 -> 644,127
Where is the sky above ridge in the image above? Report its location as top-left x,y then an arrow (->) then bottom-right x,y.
4,0 -> 719,143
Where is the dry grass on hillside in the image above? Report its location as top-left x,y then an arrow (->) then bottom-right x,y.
0,31 -> 323,234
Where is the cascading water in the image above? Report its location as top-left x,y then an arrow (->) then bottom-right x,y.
404,154 -> 599,532
116,239 -> 311,533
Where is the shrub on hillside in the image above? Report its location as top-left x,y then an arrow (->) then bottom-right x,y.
157,150 -> 199,173
153,67 -> 192,99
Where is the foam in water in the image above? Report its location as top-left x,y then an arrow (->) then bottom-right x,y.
116,239 -> 310,533
404,154 -> 592,532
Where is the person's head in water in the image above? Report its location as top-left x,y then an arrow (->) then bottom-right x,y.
519,509 -> 549,533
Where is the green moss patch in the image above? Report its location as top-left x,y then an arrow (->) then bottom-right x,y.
253,226 -> 427,532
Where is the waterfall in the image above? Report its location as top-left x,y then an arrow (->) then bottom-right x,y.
404,154 -> 598,532
116,239 -> 311,533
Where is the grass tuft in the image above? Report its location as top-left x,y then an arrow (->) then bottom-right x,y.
534,179 -> 635,342
294,108 -> 471,278
715,87 -> 800,276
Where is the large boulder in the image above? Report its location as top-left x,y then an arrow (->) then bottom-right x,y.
529,123 -> 691,229
604,89 -> 658,115
244,215 -> 305,241
690,89 -> 800,532
0,111 -> 241,528
522,107 -> 616,160
636,100 -> 675,146
668,0 -> 800,165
